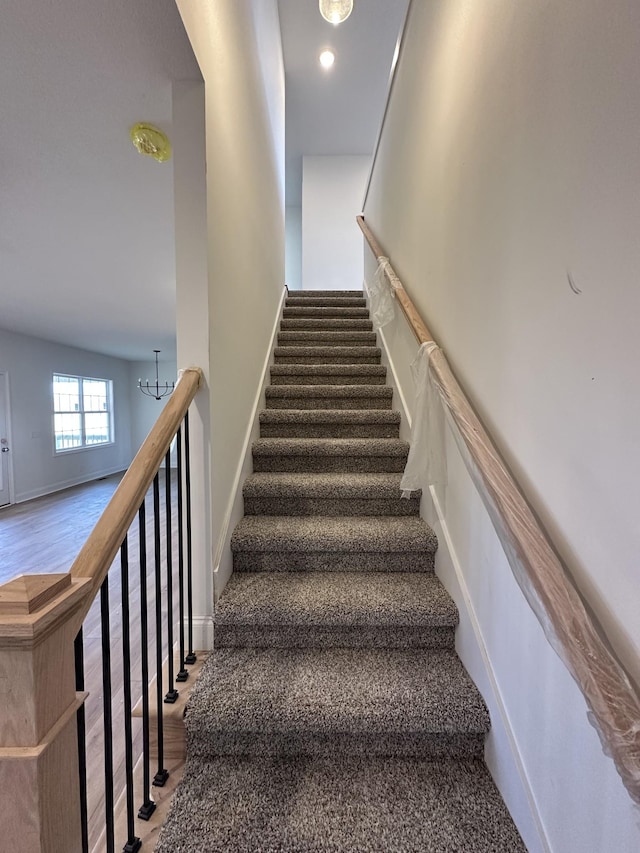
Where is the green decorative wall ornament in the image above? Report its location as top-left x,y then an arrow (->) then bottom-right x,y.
129,123 -> 172,163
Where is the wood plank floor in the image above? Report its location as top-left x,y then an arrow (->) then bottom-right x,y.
0,472 -> 199,852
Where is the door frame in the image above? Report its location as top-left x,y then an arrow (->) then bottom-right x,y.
0,371 -> 15,507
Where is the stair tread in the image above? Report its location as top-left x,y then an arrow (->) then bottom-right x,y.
289,290 -> 364,297
243,471 -> 415,498
280,319 -> 374,329
277,332 -> 377,344
155,755 -> 525,853
253,438 -> 409,456
215,572 -> 457,627
285,297 -> 367,308
231,515 -> 437,553
187,647 -> 489,735
283,309 -> 370,321
273,346 -> 381,356
259,409 -> 400,424
266,384 -> 392,397
271,364 -> 386,376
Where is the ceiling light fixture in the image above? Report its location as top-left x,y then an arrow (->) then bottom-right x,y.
319,49 -> 336,69
319,0 -> 353,25
138,350 -> 175,400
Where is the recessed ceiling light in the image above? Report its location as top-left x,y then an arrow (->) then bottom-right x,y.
319,49 -> 335,69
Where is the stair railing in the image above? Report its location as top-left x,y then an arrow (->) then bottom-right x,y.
358,213 -> 640,806
0,366 -> 203,853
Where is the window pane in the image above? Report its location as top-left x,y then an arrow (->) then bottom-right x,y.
84,412 -> 110,445
53,374 -> 112,452
54,413 -> 82,450
83,379 -> 108,412
53,375 -> 80,412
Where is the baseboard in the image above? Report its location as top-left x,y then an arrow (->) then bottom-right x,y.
429,485 -> 551,853
15,466 -> 127,505
191,615 -> 215,652
376,323 -> 412,439
212,286 -> 287,597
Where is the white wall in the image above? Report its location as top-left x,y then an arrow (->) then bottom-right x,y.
364,0 -> 640,849
176,0 -> 285,597
285,205 -> 302,290
172,77 -> 214,651
0,327 -> 132,503
302,155 -> 370,290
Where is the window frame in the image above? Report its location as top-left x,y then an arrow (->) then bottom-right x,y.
52,372 -> 114,454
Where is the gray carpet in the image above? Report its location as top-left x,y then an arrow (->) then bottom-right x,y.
155,756 -> 526,853
155,290 -> 525,851
184,647 -> 489,759
273,345 -> 382,363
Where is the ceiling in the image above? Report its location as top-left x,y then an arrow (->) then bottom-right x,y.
280,0 -> 409,206
0,0 -> 407,362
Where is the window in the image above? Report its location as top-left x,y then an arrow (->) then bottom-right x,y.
53,374 -> 113,452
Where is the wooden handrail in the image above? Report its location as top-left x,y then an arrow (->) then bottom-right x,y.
69,367 -> 203,632
357,214 -> 640,804
357,215 -> 432,345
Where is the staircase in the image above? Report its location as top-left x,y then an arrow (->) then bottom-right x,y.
156,291 -> 525,852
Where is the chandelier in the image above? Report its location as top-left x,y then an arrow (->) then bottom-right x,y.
138,350 -> 175,401
319,0 -> 353,25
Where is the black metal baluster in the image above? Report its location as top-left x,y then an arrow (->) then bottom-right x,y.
164,449 -> 178,704
137,501 -> 156,820
74,629 -> 89,853
100,578 -> 115,853
184,410 -> 196,666
120,538 -> 142,853
176,426 -> 188,683
152,473 -> 169,788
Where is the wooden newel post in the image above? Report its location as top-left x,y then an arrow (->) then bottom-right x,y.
0,573 -> 91,853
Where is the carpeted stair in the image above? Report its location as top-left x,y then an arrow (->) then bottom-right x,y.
156,291 -> 526,852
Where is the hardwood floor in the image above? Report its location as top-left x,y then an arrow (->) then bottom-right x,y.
0,474 -> 126,583
0,472 -> 197,852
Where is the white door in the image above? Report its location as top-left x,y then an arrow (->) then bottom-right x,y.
0,373 -> 12,507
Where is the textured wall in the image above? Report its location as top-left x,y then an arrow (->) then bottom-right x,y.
176,0 -> 285,594
285,206 -> 302,290
0,327 -> 132,503
302,155 -> 370,290
364,0 -> 640,849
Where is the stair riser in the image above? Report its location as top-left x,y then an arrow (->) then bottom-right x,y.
265,397 -> 393,410
188,732 -> 484,760
285,298 -> 366,308
270,374 -> 386,386
252,456 -> 407,473
280,320 -> 373,331
232,551 -> 435,572
274,354 -> 381,365
289,290 -> 364,297
277,334 -> 378,346
259,423 -> 399,438
283,308 -> 370,319
215,624 -> 454,649
243,497 -> 420,516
